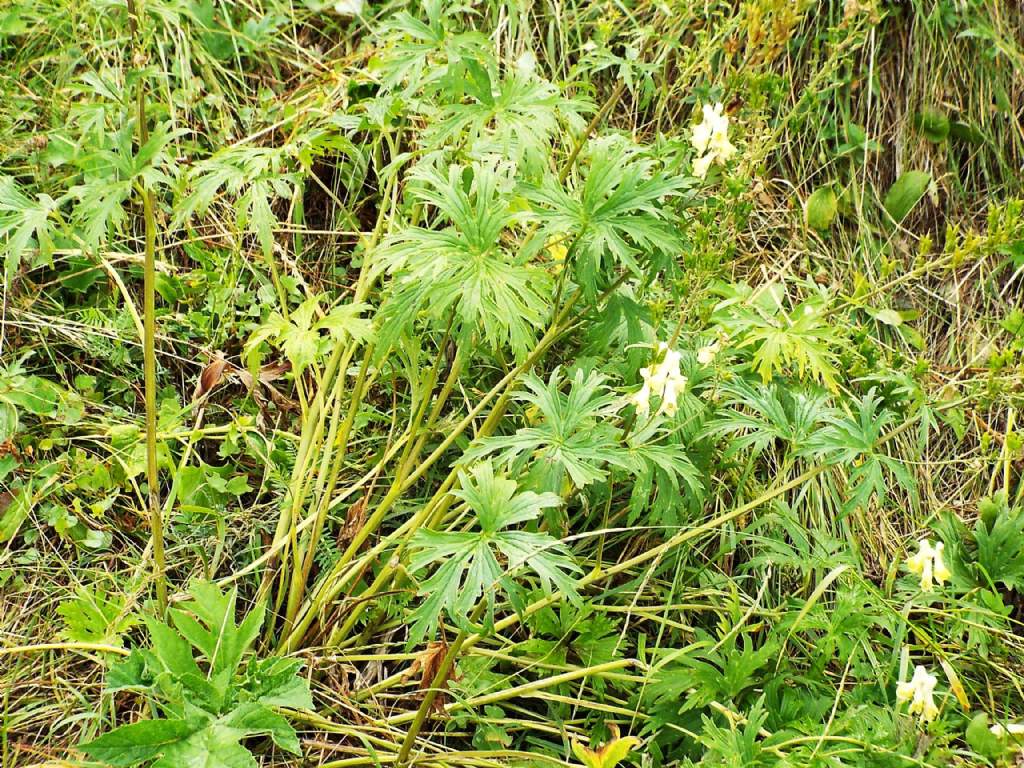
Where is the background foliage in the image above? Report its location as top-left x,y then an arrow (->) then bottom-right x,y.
2,0 -> 1024,766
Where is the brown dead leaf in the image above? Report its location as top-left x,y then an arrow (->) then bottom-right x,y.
404,640 -> 458,713
338,497 -> 367,547
233,360 -> 297,413
257,360 -> 290,384
192,355 -> 229,401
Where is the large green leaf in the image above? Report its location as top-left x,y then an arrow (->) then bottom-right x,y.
883,170 -> 930,224
169,582 -> 265,680
79,719 -> 199,766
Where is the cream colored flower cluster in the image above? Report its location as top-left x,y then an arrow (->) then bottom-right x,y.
628,342 -> 686,419
691,103 -> 737,179
896,665 -> 939,723
905,538 -> 950,592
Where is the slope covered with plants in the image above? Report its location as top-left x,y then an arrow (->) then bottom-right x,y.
2,0 -> 1024,766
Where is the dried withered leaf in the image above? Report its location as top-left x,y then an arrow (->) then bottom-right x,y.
339,496 -> 367,547
258,360 -> 290,384
234,361 -> 297,412
404,640 -> 458,713
192,355 -> 228,401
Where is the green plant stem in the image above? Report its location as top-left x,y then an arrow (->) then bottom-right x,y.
324,342 -> 465,646
395,601 -> 487,767
126,0 -> 167,615
281,339 -> 366,635
388,658 -> 632,727
282,303 -> 581,652
264,164 -> 399,626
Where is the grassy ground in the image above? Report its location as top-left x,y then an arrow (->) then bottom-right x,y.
2,0 -> 1024,766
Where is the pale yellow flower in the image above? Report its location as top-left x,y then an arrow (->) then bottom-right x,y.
696,339 -> 721,366
933,541 -> 951,584
691,103 -> 737,179
990,722 -> 1024,738
627,343 -> 687,419
334,0 -> 363,15
692,152 -> 714,181
896,665 -> 939,723
628,368 -> 654,419
660,374 -> 683,417
906,539 -> 950,592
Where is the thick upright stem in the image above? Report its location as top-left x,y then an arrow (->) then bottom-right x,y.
127,0 -> 167,614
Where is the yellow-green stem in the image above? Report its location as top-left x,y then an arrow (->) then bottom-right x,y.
127,0 -> 167,614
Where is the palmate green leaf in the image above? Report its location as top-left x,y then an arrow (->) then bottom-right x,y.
525,137 -> 686,297
942,494 -> 1024,592
63,121 -> 180,249
372,0 -> 493,98
57,585 -> 137,647
379,161 -> 552,360
66,178 -> 131,246
714,284 -> 843,391
245,296 -> 372,376
424,59 -> 590,175
408,461 -> 579,641
317,301 -> 374,344
966,713 -> 1010,761
623,439 -> 704,527
0,174 -> 57,279
700,379 -> 833,460
175,146 -> 297,261
803,389 -> 916,515
697,696 -> 774,768
407,544 -> 478,641
465,369 -> 625,492
170,581 -> 265,681
974,504 -> 1024,591
646,634 -> 778,716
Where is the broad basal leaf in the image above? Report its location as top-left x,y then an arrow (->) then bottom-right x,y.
79,719 -> 200,767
